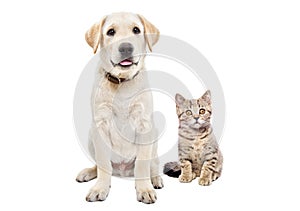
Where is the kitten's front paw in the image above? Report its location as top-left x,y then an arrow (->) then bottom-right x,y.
198,176 -> 212,186
179,172 -> 196,183
179,175 -> 191,183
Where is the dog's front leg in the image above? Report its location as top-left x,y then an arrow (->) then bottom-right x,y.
86,122 -> 112,202
135,139 -> 157,204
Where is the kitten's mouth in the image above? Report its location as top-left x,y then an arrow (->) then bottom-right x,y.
193,123 -> 202,128
192,120 -> 208,129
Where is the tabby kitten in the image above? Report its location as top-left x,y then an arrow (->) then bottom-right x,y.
163,90 -> 223,186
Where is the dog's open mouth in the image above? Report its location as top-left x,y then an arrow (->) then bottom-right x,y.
119,59 -> 133,66
111,58 -> 139,68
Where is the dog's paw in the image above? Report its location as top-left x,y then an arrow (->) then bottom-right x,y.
151,176 -> 164,189
86,187 -> 110,202
76,167 -> 97,183
136,187 -> 157,204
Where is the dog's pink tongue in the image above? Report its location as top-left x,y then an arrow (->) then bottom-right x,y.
120,59 -> 133,66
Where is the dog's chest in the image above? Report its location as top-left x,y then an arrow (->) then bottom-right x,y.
112,95 -> 134,120
111,99 -> 136,141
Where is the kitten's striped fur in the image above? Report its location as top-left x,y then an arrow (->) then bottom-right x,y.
163,90 -> 223,185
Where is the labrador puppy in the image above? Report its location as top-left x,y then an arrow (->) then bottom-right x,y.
76,12 -> 163,204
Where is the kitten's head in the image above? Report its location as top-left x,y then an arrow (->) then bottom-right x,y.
175,90 -> 212,130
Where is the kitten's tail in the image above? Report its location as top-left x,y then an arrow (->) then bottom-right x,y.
163,162 -> 181,178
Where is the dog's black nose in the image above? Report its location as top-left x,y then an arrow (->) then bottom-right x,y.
119,42 -> 134,56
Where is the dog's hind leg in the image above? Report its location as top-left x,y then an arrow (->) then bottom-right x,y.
85,122 -> 112,202
76,166 -> 97,183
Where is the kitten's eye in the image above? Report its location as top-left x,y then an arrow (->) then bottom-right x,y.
186,110 -> 192,116
199,108 -> 205,114
132,26 -> 141,34
107,29 -> 115,36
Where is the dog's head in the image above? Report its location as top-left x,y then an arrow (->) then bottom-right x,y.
85,12 -> 159,79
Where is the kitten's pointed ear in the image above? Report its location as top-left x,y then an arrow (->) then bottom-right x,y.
175,93 -> 186,106
201,90 -> 211,104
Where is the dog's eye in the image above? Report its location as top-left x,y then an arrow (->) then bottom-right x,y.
132,27 -> 140,34
107,29 -> 115,36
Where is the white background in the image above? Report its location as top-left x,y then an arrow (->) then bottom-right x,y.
0,0 -> 299,210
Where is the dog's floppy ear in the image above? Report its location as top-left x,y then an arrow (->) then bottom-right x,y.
138,15 -> 160,52
85,16 -> 106,54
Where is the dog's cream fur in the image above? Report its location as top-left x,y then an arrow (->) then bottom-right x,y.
76,12 -> 163,204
